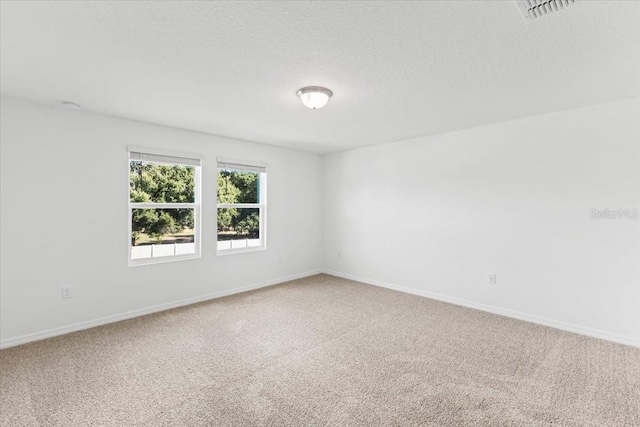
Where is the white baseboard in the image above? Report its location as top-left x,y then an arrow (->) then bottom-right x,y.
4,269 -> 637,350
0,270 -> 323,350
323,270 -> 640,348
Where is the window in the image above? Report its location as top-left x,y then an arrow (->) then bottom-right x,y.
129,149 -> 201,265
217,160 -> 266,254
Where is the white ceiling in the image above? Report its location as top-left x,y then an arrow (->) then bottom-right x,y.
1,1 -> 639,154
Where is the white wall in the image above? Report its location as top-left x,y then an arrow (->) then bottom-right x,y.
0,97 -> 323,347
323,98 -> 640,346
3,96 -> 638,349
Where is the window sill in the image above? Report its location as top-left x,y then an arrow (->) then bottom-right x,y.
217,246 -> 266,256
128,253 -> 201,267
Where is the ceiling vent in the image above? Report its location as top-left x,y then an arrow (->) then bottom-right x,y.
515,0 -> 579,22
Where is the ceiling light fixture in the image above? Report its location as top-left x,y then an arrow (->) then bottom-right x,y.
296,86 -> 333,110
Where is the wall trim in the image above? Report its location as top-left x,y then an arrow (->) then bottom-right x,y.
323,270 -> 640,348
0,270 -> 323,350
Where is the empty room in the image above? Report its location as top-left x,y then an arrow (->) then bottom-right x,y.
1,1 -> 639,426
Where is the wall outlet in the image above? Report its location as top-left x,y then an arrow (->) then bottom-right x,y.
61,286 -> 72,299
488,273 -> 497,284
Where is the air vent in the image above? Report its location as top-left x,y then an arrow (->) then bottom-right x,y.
515,0 -> 579,21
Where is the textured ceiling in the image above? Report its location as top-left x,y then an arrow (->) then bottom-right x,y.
1,1 -> 639,153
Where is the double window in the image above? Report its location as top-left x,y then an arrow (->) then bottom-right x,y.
128,150 -> 266,265
217,160 -> 267,254
128,149 -> 201,265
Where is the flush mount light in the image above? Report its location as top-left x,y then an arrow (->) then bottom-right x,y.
296,86 -> 333,110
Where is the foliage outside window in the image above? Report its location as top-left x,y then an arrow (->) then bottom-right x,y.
217,161 -> 266,253
129,150 -> 201,264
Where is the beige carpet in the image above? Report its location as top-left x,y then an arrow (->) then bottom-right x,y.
1,274 -> 639,426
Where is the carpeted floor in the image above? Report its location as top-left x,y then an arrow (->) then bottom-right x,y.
1,274 -> 639,426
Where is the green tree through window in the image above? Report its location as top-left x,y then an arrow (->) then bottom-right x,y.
217,169 -> 260,239
130,161 -> 196,245
129,150 -> 201,264
217,161 -> 266,252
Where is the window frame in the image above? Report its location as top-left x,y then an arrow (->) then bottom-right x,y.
216,158 -> 267,255
128,147 -> 202,266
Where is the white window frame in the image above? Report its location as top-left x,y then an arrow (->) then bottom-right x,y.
216,158 -> 267,255
128,147 -> 202,266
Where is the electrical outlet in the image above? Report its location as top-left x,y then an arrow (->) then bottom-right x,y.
61,286 -> 72,299
488,273 -> 497,284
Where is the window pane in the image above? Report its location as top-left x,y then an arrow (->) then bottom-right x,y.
217,169 -> 260,204
130,161 -> 195,203
217,208 -> 260,250
131,208 -> 195,259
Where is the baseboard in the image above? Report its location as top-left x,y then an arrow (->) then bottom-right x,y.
5,269 -> 636,350
323,270 -> 640,348
0,270 -> 323,350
